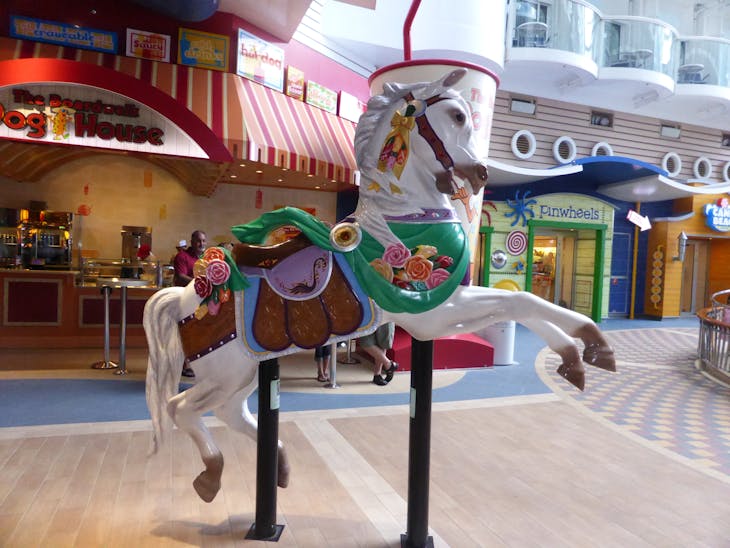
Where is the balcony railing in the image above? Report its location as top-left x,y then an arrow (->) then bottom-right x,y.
599,16 -> 679,77
678,37 -> 730,86
696,289 -> 730,384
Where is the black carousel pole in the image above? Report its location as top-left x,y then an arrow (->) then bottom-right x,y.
402,338 -> 434,548
246,358 -> 285,541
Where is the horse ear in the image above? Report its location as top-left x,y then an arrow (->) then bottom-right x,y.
442,68 -> 467,88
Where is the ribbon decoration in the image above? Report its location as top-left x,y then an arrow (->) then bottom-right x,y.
377,104 -> 417,180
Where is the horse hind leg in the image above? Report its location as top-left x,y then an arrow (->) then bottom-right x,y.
167,383 -> 227,502
214,385 -> 290,489
572,323 -> 616,372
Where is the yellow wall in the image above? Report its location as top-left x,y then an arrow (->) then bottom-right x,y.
0,156 -> 338,263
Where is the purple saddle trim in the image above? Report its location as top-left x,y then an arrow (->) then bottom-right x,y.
263,246 -> 332,301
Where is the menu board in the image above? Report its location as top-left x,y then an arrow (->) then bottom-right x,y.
236,29 -> 285,92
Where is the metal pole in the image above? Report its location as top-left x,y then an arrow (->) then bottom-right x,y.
402,338 -> 434,548
337,338 -> 360,365
115,284 -> 128,375
246,358 -> 284,541
91,285 -> 117,369
324,342 -> 339,389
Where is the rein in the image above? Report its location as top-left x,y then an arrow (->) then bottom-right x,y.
404,92 -> 454,172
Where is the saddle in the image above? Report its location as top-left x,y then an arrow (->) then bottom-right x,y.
179,234 -> 366,362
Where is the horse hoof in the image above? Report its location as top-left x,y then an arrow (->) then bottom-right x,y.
278,451 -> 290,488
583,344 -> 616,372
193,471 -> 221,503
556,362 -> 585,391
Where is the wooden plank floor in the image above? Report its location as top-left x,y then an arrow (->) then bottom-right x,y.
2,395 -> 730,547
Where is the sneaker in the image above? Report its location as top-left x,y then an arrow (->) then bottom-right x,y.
372,374 -> 388,386
384,361 -> 399,382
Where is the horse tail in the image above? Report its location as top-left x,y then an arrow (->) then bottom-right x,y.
143,286 -> 185,455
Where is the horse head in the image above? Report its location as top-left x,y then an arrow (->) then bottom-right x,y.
354,69 -> 488,213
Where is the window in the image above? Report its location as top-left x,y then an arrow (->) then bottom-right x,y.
516,0 -> 548,27
590,111 -> 613,127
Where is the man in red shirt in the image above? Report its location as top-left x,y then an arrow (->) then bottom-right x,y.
173,230 -> 207,287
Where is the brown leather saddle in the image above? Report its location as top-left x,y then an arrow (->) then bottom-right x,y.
179,234 -> 365,362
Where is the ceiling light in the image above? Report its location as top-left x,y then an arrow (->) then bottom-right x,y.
255,170 -> 263,174
229,174 -> 237,178
277,178 -> 283,182
239,163 -> 246,167
314,186 -> 321,189
307,174 -> 313,178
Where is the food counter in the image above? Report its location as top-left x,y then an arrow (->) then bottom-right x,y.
0,265 -> 163,349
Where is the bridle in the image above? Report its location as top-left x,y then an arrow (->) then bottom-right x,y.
403,91 -> 456,173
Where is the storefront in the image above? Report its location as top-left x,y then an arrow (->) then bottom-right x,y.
478,192 -> 613,322
0,26 -> 364,349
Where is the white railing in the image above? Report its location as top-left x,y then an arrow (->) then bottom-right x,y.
696,289 -> 730,384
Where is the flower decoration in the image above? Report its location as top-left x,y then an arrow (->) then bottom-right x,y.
193,247 -> 233,318
371,242 -> 454,291
513,259 -> 525,273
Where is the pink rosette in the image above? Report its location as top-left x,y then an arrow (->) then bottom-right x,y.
207,299 -> 221,316
426,268 -> 450,289
206,258 -> 231,285
194,275 -> 213,298
370,258 -> 394,283
382,242 -> 411,268
403,255 -> 432,281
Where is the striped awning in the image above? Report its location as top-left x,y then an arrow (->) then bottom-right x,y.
231,77 -> 359,185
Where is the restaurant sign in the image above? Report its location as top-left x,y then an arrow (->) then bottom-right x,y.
704,197 -> 730,232
0,85 -> 206,158
236,29 -> 285,92
178,28 -> 229,72
9,15 -> 117,54
126,28 -> 171,63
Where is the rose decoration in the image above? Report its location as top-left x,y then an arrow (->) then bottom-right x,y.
203,247 -> 226,262
207,299 -> 221,316
370,258 -> 394,283
382,242 -> 411,268
403,255 -> 432,281
414,245 -> 437,258
206,259 -> 231,286
427,268 -> 450,289
372,242 -> 454,293
193,258 -> 209,277
194,275 -> 213,298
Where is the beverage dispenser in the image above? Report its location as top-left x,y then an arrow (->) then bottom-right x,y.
19,209 -> 73,269
121,225 -> 152,262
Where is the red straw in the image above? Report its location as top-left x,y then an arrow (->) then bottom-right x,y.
403,0 -> 422,61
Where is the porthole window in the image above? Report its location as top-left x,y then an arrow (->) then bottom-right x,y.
552,136 -> 576,164
591,141 -> 614,156
662,152 -> 682,178
723,161 -> 730,183
693,156 -> 712,179
510,129 -> 537,160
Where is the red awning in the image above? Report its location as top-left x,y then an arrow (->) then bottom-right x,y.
232,77 -> 359,185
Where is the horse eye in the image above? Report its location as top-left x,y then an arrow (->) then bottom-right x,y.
454,111 -> 466,124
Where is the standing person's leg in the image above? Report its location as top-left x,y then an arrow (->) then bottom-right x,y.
360,324 -> 392,386
376,322 -> 398,381
315,346 -> 330,382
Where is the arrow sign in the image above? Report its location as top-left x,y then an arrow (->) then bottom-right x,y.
627,209 -> 651,231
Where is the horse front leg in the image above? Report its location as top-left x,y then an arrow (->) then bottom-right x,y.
167,379 -> 230,502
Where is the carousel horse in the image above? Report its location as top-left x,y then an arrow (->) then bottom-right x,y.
144,69 -> 615,503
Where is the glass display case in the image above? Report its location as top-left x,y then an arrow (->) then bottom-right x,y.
79,258 -> 163,288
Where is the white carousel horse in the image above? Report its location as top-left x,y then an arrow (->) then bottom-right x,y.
144,69 -> 615,503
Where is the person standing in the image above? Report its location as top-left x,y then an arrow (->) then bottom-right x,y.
173,230 -> 206,287
314,345 -> 331,382
173,230 -> 207,377
359,322 -> 398,386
